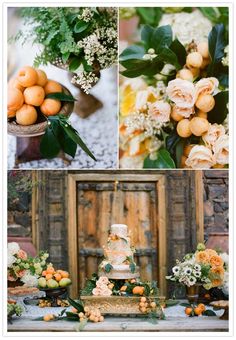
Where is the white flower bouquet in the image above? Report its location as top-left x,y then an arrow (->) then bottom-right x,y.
7,242 -> 49,287
119,8 -> 229,169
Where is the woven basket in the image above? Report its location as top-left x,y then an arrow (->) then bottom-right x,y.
8,85 -> 74,137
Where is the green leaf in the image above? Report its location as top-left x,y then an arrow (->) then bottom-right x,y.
74,21 -> 89,33
66,311 -> 79,319
165,300 -> 180,307
46,92 -> 77,102
151,25 -> 172,52
136,7 -> 163,27
40,126 -> 61,158
67,297 -> 84,313
62,52 -> 70,64
207,91 -> 228,124
129,262 -> 136,274
104,263 -> 113,273
69,57 -> 82,72
180,303 -> 191,307
159,47 -> 180,69
202,309 -> 217,316
208,24 -> 226,76
141,25 -> 154,49
170,38 -> 187,67
119,45 -> 145,62
60,130 -> 77,158
60,123 -> 96,161
143,149 -> 176,169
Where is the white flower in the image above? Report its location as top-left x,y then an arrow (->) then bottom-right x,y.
193,271 -> 201,278
220,252 -> 229,265
21,272 -> 38,287
8,242 -> 20,256
202,123 -> 225,147
8,254 -> 16,267
213,134 -> 229,165
166,78 -> 196,108
184,267 -> 192,276
194,264 -> 201,271
185,145 -> 215,169
172,266 -> 180,275
188,276 -> 197,285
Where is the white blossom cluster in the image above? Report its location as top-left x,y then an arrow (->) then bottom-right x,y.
71,72 -> 99,94
222,45 -> 229,67
77,8 -> 94,22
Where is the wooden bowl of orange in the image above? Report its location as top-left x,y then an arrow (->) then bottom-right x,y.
7,66 -> 74,137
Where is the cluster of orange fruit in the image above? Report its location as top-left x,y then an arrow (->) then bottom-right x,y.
8,66 -> 63,125
38,266 -> 71,289
72,306 -> 104,323
138,296 -> 157,314
185,303 -> 206,317
43,313 -> 55,322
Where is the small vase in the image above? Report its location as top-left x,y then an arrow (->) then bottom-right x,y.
185,284 -> 201,303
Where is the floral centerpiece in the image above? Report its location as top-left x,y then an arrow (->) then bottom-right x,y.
13,7 -> 118,94
7,242 -> 49,287
166,243 -> 229,300
119,8 -> 229,169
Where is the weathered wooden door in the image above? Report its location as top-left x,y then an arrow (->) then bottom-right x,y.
68,173 -> 166,297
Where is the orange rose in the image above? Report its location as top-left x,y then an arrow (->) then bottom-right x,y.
211,266 -> 225,277
212,279 -> 223,287
205,249 -> 218,257
210,255 -> 224,268
195,250 -> 210,264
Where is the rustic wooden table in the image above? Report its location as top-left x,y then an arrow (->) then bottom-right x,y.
8,315 -> 228,332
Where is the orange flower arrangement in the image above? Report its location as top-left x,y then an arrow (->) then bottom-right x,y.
210,255 -> 224,268
195,250 -> 210,264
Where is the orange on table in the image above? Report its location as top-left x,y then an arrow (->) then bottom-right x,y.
44,80 -> 62,95
8,78 -> 25,92
194,306 -> 203,316
17,66 -> 38,87
40,98 -> 61,116
197,303 -> 206,312
8,88 -> 24,111
185,307 -> 193,316
132,286 -> 145,295
36,69 -> 48,87
45,273 -> 53,280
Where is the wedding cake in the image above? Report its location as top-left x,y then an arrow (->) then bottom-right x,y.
98,224 -> 140,279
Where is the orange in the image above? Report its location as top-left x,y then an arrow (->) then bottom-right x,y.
44,80 -> 62,95
40,99 -> 61,116
185,307 -> 193,316
16,104 -> 37,126
46,267 -> 55,274
24,85 -> 45,106
189,117 -> 209,136
171,107 -> 184,122
8,88 -> 24,111
194,306 -> 202,316
45,273 -> 53,280
195,94 -> 215,112
132,286 -> 145,296
196,110 -> 208,119
197,303 -> 206,312
54,273 -> 62,282
43,314 -> 51,322
8,110 -> 16,118
17,66 -> 38,87
36,69 -> 48,87
8,78 -> 25,92
41,270 -> 47,276
176,119 -> 192,138
61,271 -> 69,278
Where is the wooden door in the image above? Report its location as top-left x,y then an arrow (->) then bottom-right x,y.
68,174 -> 167,298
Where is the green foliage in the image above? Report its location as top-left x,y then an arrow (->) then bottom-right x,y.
199,7 -> 229,39
40,114 -> 96,160
129,262 -> 136,274
143,149 -> 176,169
80,273 -> 98,295
136,7 -> 163,27
46,92 -> 77,102
67,297 -> 84,313
207,91 -> 229,124
202,309 -> 217,316
104,263 -> 113,273
120,24 -> 184,78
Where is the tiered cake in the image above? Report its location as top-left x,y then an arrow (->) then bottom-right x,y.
98,224 -> 140,279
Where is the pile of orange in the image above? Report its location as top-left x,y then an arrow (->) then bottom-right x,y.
185,303 -> 206,317
38,266 -> 71,289
8,66 -> 63,125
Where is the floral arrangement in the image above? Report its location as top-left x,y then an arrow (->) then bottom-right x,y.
166,243 -> 229,292
7,302 -> 23,323
13,7 -> 117,93
7,242 -> 49,287
119,8 -> 229,169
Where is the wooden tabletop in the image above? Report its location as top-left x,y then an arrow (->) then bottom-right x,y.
8,315 -> 229,332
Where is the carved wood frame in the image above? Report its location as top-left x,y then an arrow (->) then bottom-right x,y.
67,173 -> 167,298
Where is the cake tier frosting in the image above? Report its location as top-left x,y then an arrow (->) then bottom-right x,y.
99,224 -> 140,279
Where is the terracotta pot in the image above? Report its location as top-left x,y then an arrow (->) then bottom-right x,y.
205,232 -> 229,253
185,283 -> 201,303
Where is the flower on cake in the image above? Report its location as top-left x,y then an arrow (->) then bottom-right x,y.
92,276 -> 113,296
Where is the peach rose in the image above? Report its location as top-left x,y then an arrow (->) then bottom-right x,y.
148,100 -> 171,123
7,272 -> 16,281
205,249 -> 218,257
213,134 -> 229,165
212,279 -> 223,287
172,105 -> 195,118
210,255 -> 224,268
211,266 -> 225,277
17,249 -> 28,260
195,250 -> 210,264
97,276 -> 109,285
16,269 -> 26,278
166,79 -> 196,108
92,287 -> 102,296
202,123 -> 225,147
185,145 -> 215,169
100,287 -> 113,296
195,77 -> 219,98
